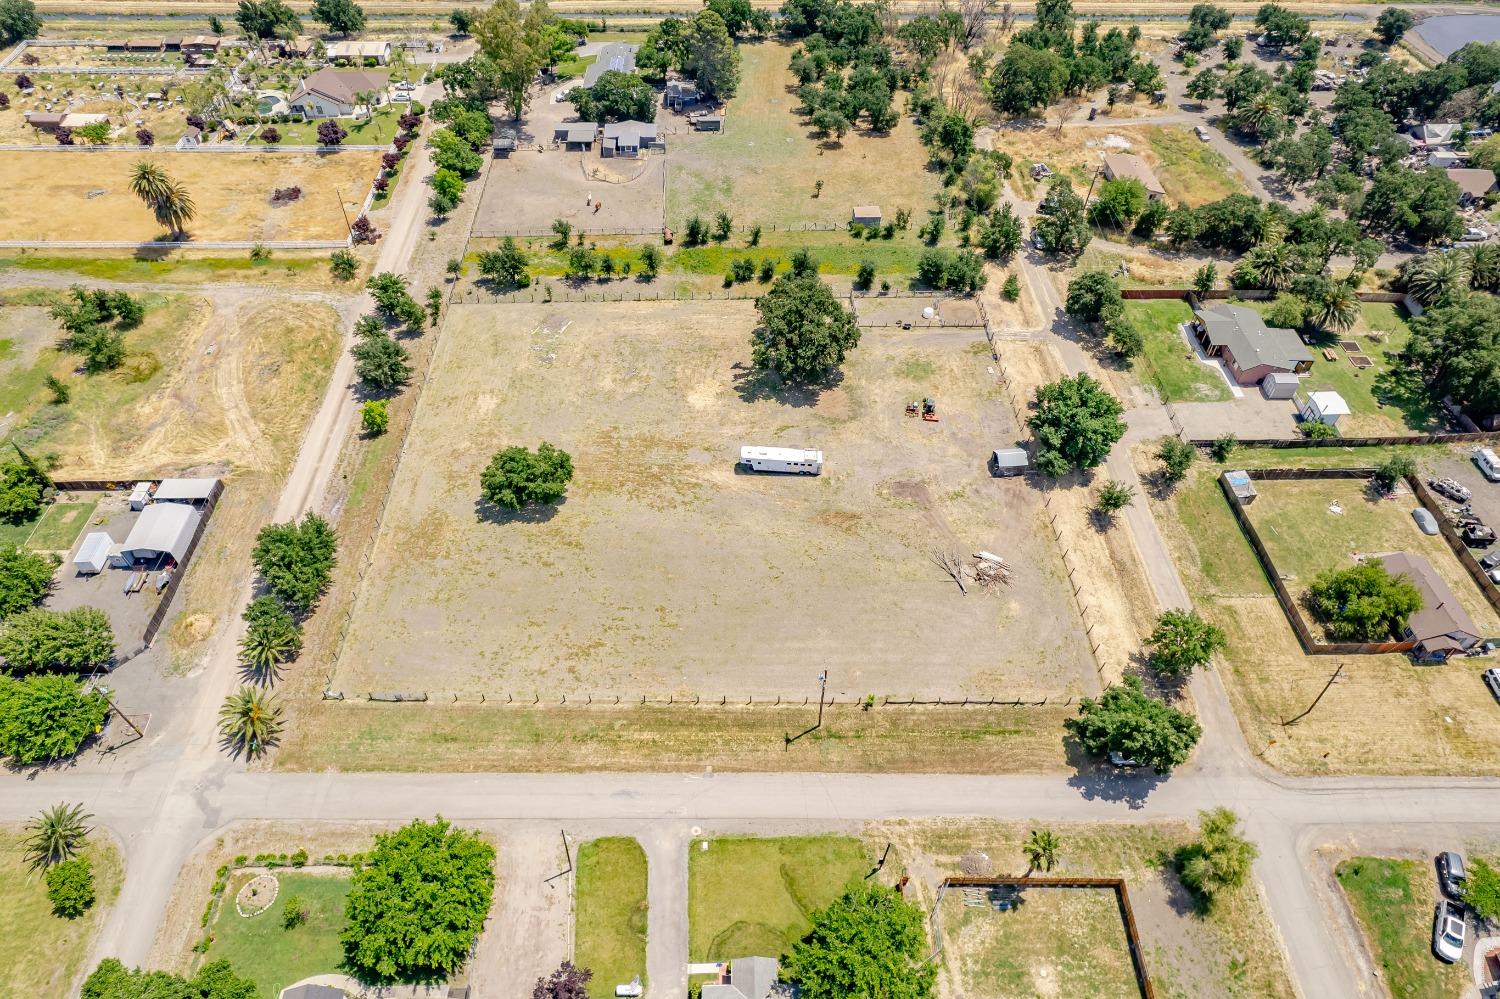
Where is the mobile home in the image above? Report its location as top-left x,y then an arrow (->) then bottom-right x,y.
740,446 -> 823,475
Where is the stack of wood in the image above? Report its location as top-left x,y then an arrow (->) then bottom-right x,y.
972,551 -> 1012,589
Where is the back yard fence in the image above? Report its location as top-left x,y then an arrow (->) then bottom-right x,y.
470,221 -> 853,239
1190,432 -> 1500,449
931,877 -> 1154,999
1121,288 -> 1417,308
1216,466 -> 1500,656
322,690 -> 1077,707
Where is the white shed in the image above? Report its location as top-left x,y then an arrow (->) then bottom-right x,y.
851,205 -> 882,226
73,531 -> 113,575
740,446 -> 823,475
1300,390 -> 1350,426
1261,372 -> 1299,400
129,481 -> 153,511
152,478 -> 218,503
119,502 -> 200,563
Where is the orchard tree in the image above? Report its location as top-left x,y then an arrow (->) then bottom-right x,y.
1307,559 -> 1422,641
311,0 -> 365,36
0,675 -> 109,764
752,273 -> 861,384
0,0 -> 41,46
783,882 -> 935,999
1028,373 -> 1126,476
1065,675 -> 1201,771
353,333 -> 412,389
343,818 -> 496,981
251,514 -> 337,613
1176,807 -> 1258,907
0,607 -> 114,673
480,443 -> 574,511
0,545 -> 53,619
1148,609 -> 1226,676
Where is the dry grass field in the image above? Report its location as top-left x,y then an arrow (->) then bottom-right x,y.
998,125 -> 1245,206
330,300 -> 1091,699
666,43 -> 943,228
1152,447 -> 1500,776
0,150 -> 379,242
877,818 -> 1296,999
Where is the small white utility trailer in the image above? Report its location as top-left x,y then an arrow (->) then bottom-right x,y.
740,446 -> 823,475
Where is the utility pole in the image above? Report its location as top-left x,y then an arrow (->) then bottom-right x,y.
334,185 -> 352,233
816,670 -> 828,728
1282,662 -> 1345,726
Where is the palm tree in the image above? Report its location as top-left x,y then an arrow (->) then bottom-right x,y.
129,161 -> 171,206
1244,243 -> 1296,291
238,621 -> 300,685
130,161 -> 196,237
24,802 -> 92,870
1312,280 -> 1360,333
1403,251 -> 1471,306
1467,243 -> 1500,292
1239,91 -> 1283,138
218,686 -> 283,758
156,181 -> 197,237
1023,828 -> 1061,876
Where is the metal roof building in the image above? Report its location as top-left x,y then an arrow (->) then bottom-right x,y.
119,502 -> 200,564
153,478 -> 218,503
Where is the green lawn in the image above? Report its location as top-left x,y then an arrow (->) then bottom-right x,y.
688,836 -> 868,962
256,110 -> 401,146
554,52 -> 596,80
203,871 -> 350,999
0,827 -> 123,996
575,838 -> 648,998
0,254 -> 324,285
1335,858 -> 1467,999
1125,299 -> 1232,403
0,511 -> 40,550
27,500 -> 97,552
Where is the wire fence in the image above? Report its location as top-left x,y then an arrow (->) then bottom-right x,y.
470,221 -> 852,239
0,238 -> 349,250
321,690 -> 1077,707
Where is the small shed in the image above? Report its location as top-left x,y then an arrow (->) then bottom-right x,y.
1223,469 -> 1257,504
1261,371 -> 1299,400
129,481 -> 154,511
691,115 -> 724,131
1300,390 -> 1350,426
989,448 -> 1029,477
555,122 -> 597,149
493,135 -> 516,157
73,532 -> 113,575
851,205 -> 882,226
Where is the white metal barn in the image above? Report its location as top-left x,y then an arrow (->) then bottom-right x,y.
117,502 -> 201,564
73,532 -> 113,575
740,446 -> 823,475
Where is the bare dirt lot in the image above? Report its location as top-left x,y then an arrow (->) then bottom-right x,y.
0,150 -> 380,242
331,300 -> 1091,699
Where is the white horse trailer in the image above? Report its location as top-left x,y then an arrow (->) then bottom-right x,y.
740,446 -> 823,475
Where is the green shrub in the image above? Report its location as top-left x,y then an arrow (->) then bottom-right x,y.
46,857 -> 95,917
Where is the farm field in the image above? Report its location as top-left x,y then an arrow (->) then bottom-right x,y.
330,300 -> 1091,698
1335,857 -> 1469,999
1151,446 -> 1500,776
202,870 -> 350,999
666,42 -> 942,228
687,836 -> 868,962
575,838 -> 649,999
880,818 -> 1296,999
0,826 -> 124,997
0,150 -> 380,242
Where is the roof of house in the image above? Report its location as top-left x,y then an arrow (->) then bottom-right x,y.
852,204 -> 882,219
179,35 -> 222,48
1411,122 -> 1461,145
1305,390 -> 1350,416
1194,304 -> 1313,372
701,957 -> 778,999
666,79 -> 699,95
327,39 -> 391,58
1447,167 -> 1498,199
24,112 -> 64,126
602,119 -> 657,145
290,68 -> 390,106
559,121 -> 598,143
584,42 -> 637,86
1378,552 -> 1480,651
121,501 -> 200,561
1101,152 -> 1165,196
60,113 -> 109,128
153,478 -> 218,502
278,986 -> 347,999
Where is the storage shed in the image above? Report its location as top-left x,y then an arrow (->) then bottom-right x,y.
118,502 -> 200,564
1300,390 -> 1349,426
73,532 -> 114,575
129,481 -> 154,511
1223,469 -> 1257,504
851,205 -> 882,226
1261,371 -> 1300,400
989,448 -> 1029,476
740,446 -> 822,475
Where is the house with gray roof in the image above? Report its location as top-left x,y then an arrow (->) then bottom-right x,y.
701,956 -> 779,999
601,119 -> 662,157
1191,303 -> 1313,385
554,121 -> 598,149
584,42 -> 637,87
1378,552 -> 1480,662
289,68 -> 390,118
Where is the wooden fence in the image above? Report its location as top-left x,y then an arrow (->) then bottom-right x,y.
934,877 -> 1153,999
1191,433 -> 1500,449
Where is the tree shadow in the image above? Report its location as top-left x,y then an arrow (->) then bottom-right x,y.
218,732 -> 279,762
732,362 -> 842,408
474,495 -> 565,526
1063,736 -> 1170,810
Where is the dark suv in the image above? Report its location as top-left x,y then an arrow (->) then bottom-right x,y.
1438,851 -> 1467,902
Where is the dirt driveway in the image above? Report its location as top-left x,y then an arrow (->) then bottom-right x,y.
332,301 -> 1092,699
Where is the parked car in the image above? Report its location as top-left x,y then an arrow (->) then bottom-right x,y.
394,81 -> 416,91
1413,508 -> 1440,535
1490,568 -> 1500,585
1433,900 -> 1466,963
1194,125 -> 1210,141
392,92 -> 411,103
1484,668 -> 1500,704
1108,750 -> 1141,768
1430,478 -> 1472,503
1438,851 -> 1468,900
1480,550 -> 1500,571
1475,447 -> 1500,482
